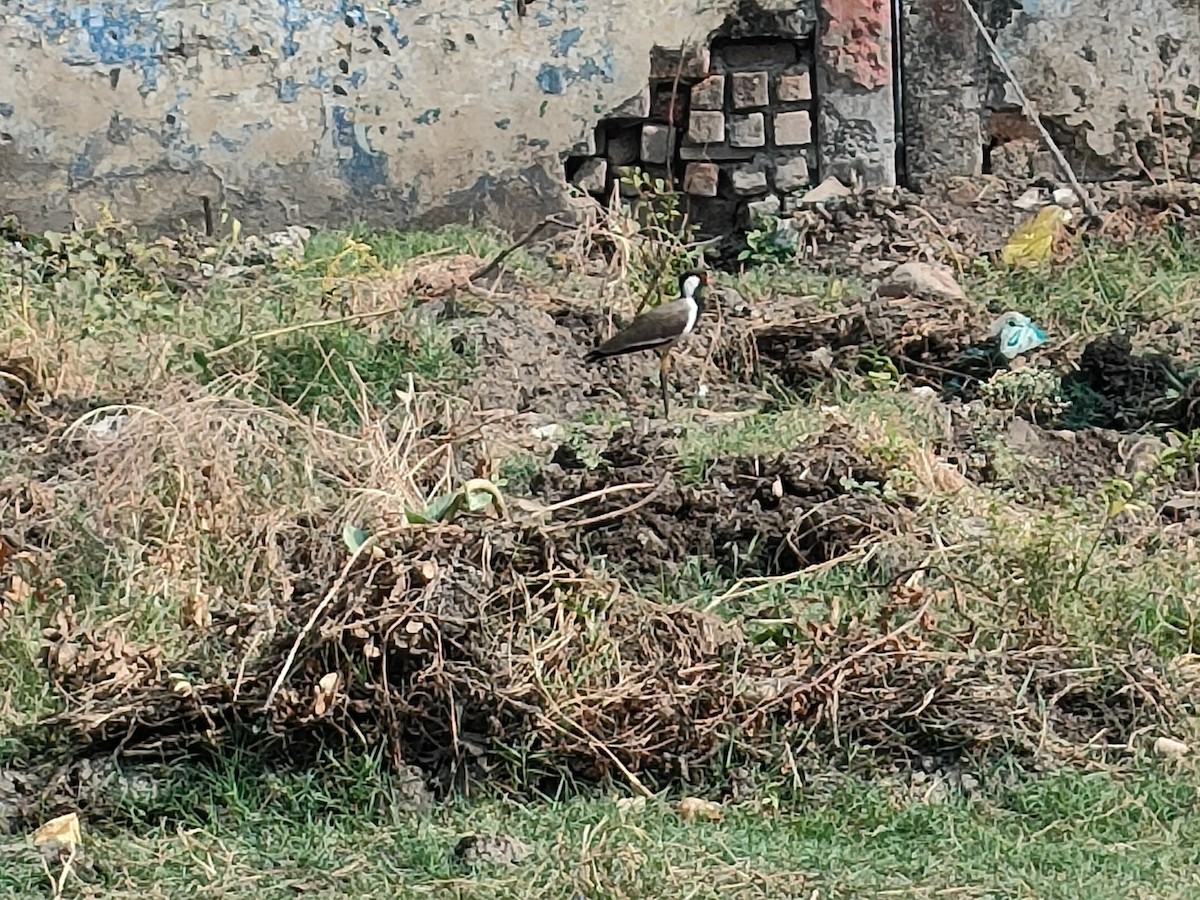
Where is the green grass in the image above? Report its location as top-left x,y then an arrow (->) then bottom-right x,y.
962,225 -> 1200,335
2,754 -> 1198,898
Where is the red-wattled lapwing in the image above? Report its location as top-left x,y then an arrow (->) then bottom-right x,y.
584,268 -> 710,417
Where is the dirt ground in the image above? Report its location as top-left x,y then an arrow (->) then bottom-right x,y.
4,175 -> 1200,830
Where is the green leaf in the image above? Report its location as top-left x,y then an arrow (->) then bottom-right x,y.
421,490 -> 463,523
341,523 -> 369,554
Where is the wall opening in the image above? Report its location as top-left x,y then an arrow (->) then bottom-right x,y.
564,20 -> 819,239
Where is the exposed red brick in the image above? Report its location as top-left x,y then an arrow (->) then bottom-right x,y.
821,0 -> 891,90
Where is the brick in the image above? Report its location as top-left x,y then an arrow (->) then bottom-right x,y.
777,71 -> 812,102
649,44 -> 710,81
774,110 -> 812,145
572,157 -> 608,195
730,113 -> 765,148
606,126 -> 640,165
774,154 -> 810,190
688,110 -> 725,144
690,75 -> 725,111
640,124 -> 675,164
683,162 -> 719,197
731,71 -> 768,108
606,86 -> 650,119
730,165 -> 768,195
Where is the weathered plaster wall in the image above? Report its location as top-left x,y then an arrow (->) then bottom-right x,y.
0,0 -> 781,232
2,0 -> 1197,234
904,0 -> 1200,185
994,0 -> 1200,180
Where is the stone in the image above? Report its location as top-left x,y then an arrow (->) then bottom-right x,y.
1053,187 -> 1080,207
730,166 -> 768,195
1154,736 -> 1190,759
774,110 -> 812,145
731,71 -> 768,108
606,86 -> 650,119
875,261 -> 967,304
688,110 -> 725,144
729,113 -> 765,148
571,157 -> 608,194
639,124 -> 674,164
1012,187 -> 1046,210
746,193 -> 781,225
683,162 -> 719,197
650,44 -> 710,80
690,75 -> 725,111
795,175 -> 852,204
773,154 -> 810,190
606,126 -> 640,165
777,71 -> 812,102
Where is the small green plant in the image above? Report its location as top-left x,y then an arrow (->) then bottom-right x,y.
978,366 -> 1069,422
738,214 -> 800,266
616,167 -> 703,307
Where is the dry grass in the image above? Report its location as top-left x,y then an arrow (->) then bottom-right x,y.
5,204 -> 1200,896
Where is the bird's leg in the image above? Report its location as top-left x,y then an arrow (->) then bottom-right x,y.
658,348 -> 672,418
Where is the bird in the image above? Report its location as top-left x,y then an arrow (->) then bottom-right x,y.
584,268 -> 710,417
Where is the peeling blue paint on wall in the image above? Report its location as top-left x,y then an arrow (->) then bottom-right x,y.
552,27 -> 583,57
536,64 -> 565,95
277,78 -> 300,102
330,106 -> 388,193
415,108 -> 441,124
536,47 -> 614,94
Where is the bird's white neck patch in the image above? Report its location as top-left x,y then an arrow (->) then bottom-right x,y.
681,275 -> 701,299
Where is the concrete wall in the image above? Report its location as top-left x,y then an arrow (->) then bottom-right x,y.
0,0 -> 748,232
0,0 -> 1197,235
903,0 -> 1200,185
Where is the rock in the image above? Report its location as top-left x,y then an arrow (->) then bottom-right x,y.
1013,187 -> 1046,210
1053,187 -> 1079,206
795,175 -> 851,205
453,833 -> 532,867
875,260 -> 968,304
1154,736 -> 1190,759
729,113 -> 765,148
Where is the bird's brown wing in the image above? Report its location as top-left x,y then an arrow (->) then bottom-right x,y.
586,298 -> 692,361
